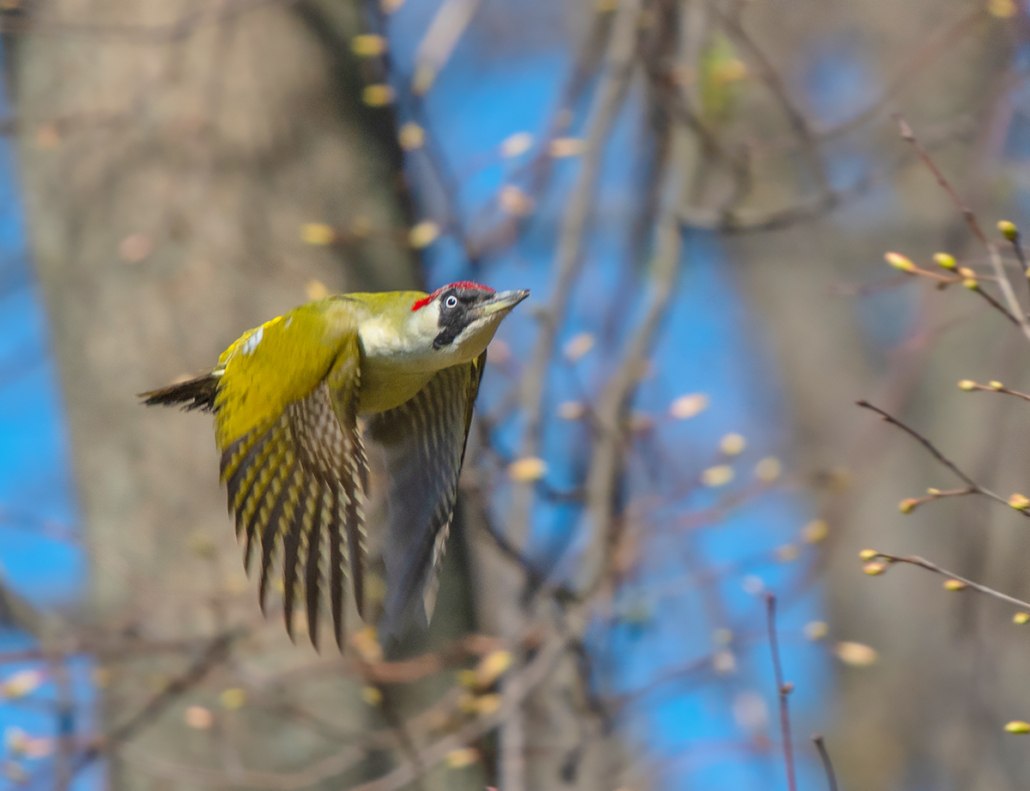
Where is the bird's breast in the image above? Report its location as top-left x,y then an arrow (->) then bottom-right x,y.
357,360 -> 435,415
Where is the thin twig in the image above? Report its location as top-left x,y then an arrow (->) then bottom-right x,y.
765,594 -> 796,791
866,552 -> 1030,611
896,116 -> 1030,343
963,381 -> 1030,403
812,734 -> 839,791
966,281 -> 1022,328
856,400 -> 977,487
1001,228 -> 1030,304
856,400 -> 1027,516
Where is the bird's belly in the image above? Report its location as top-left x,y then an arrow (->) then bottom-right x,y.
357,363 -> 435,415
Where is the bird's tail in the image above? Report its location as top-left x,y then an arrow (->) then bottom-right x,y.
139,372 -> 219,413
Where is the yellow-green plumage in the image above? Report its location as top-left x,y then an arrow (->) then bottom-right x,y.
214,298 -> 361,446
140,284 -> 527,648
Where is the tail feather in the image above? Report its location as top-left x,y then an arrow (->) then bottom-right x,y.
139,372 -> 219,412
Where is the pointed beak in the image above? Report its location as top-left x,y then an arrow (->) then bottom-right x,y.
477,289 -> 530,318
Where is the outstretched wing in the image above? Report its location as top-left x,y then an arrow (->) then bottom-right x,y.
216,308 -> 367,650
367,352 -> 486,638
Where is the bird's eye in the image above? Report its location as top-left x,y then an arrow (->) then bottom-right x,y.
444,295 -> 459,309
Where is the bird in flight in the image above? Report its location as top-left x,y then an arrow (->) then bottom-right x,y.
141,282 -> 529,648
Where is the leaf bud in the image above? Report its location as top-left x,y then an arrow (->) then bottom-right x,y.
884,252 -> 916,273
998,219 -> 1019,241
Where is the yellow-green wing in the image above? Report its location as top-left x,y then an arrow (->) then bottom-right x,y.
366,352 -> 486,638
217,311 -> 367,650
213,302 -> 351,448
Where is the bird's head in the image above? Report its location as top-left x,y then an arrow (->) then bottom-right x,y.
408,281 -> 529,364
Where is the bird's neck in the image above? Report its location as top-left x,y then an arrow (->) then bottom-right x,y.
356,313 -> 440,414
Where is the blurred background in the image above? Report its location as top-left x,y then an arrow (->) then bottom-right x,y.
1,0 -> 1030,789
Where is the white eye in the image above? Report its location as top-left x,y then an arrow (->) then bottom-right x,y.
444,295 -> 459,309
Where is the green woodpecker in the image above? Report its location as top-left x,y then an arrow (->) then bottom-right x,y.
141,282 -> 528,648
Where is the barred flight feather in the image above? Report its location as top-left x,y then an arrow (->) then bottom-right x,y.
240,424 -> 291,573
257,446 -> 298,611
226,429 -> 275,520
305,487 -> 325,648
280,482 -> 308,637
230,433 -> 274,551
329,491 -> 346,650
368,352 -> 485,637
217,349 -> 368,650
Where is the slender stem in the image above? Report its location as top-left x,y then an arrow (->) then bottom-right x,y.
896,116 -> 1030,343
869,552 -> 1030,611
967,382 -> 1030,403
856,400 -> 978,488
765,594 -> 796,791
812,734 -> 839,791
1003,231 -> 1030,304
856,400 -> 1027,516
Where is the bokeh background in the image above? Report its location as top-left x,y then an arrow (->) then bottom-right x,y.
2,0 -> 1030,789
